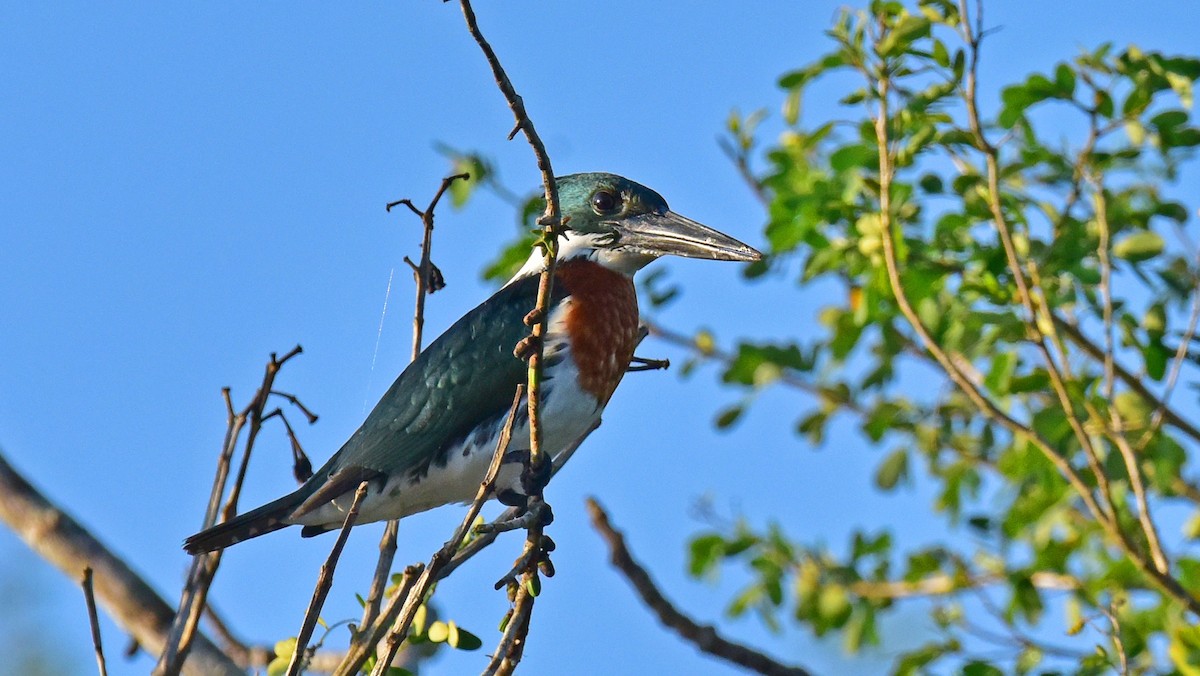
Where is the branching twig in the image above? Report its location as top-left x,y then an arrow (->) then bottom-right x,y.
870,67 -> 1113,555
586,498 -> 811,676
356,172 -> 470,645
342,387 -> 525,676
286,481 -> 370,676
158,347 -> 304,675
956,0 -> 1118,527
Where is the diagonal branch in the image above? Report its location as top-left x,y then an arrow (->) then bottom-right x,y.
956,0 -> 1117,526
158,347 -> 303,675
0,450 -> 242,676
286,481 -> 370,676
586,497 -> 812,676
356,172 -> 471,645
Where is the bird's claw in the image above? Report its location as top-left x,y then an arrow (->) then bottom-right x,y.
523,307 -> 545,327
513,334 -> 541,361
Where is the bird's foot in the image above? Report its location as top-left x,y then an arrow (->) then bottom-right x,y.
496,488 -> 528,511
513,334 -> 542,361
520,454 -> 553,495
523,307 -> 545,327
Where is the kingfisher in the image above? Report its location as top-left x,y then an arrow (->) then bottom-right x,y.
184,172 -> 760,554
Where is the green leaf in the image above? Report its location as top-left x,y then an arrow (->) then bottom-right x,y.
797,410 -> 829,446
875,449 -> 908,490
1054,63 -> 1076,98
1152,109 -> 1190,132
715,403 -> 745,429
445,156 -> 486,208
446,621 -> 482,650
1156,201 -> 1189,223
1008,573 -> 1044,623
1114,391 -> 1153,429
267,657 -> 290,676
877,14 -> 931,57
931,39 -> 950,67
276,637 -> 299,661
962,661 -> 1004,676
268,637 -> 297,676
830,144 -> 878,171
1113,231 -> 1164,262
1143,339 -> 1171,380
818,585 -> 852,626
918,173 -> 943,193
1123,85 -> 1152,116
983,352 -> 1016,395
412,603 -> 428,636
482,233 -> 538,282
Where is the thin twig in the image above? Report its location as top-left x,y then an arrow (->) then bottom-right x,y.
586,498 -> 811,676
956,0 -> 1117,526
1136,274 -> 1200,452
1075,181 -> 1169,574
352,387 -> 525,676
627,355 -> 671,372
82,567 -> 109,676
719,136 -> 769,206
270,389 -> 320,424
158,347 -> 303,675
870,66 -> 1112,551
1053,316 -> 1200,443
458,1 -> 564,671
1094,185 -> 1117,400
356,173 -> 470,643
286,481 -> 370,676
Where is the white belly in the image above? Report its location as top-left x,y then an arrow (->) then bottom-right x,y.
295,353 -> 606,528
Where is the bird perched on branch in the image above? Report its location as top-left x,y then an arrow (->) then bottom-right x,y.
184,172 -> 761,554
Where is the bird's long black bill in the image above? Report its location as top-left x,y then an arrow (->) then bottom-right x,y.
619,210 -> 762,262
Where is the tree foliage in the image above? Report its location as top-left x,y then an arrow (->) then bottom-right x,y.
674,1 -> 1200,672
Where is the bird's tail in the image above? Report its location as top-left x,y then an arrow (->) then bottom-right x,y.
183,491 -> 305,554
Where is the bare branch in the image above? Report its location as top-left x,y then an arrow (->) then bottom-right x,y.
1053,317 -> 1200,444
0,450 -> 242,676
159,347 -> 303,675
357,173 -> 470,642
286,481 -> 370,676
586,498 -> 811,676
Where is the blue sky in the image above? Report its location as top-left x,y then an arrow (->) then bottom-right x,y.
1,2 -> 1197,674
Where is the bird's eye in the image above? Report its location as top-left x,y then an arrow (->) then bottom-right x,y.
591,190 -> 620,215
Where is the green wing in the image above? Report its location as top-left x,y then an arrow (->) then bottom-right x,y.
317,274 -> 556,482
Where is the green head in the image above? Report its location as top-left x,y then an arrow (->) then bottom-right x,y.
551,172 -> 761,272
